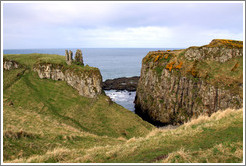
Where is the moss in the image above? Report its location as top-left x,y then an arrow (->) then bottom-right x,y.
195,97 -> 202,105
154,66 -> 165,77
178,50 -> 185,57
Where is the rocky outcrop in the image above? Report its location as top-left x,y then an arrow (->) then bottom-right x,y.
3,59 -> 20,70
135,39 -> 243,125
33,63 -> 102,98
103,76 -> 139,91
184,39 -> 243,63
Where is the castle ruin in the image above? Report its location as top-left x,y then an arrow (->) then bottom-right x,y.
65,49 -> 84,66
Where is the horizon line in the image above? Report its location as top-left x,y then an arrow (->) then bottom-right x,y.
3,47 -> 185,50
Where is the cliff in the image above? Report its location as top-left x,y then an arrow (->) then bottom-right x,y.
3,54 -> 103,98
3,58 -> 21,70
135,39 -> 243,125
33,62 -> 102,98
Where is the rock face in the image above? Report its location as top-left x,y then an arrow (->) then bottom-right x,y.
33,63 -> 102,98
184,39 -> 243,63
74,49 -> 84,66
3,59 -> 20,70
103,76 -> 140,91
135,39 -> 243,125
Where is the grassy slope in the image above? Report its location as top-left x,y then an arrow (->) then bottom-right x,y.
7,108 -> 243,163
3,54 -> 154,162
3,53 -> 243,163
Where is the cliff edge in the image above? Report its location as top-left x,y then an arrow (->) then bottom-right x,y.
135,39 -> 243,125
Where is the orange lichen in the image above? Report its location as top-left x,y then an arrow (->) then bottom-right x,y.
205,39 -> 243,48
154,55 -> 160,62
187,67 -> 198,77
166,61 -> 175,71
175,61 -> 183,69
153,53 -> 165,62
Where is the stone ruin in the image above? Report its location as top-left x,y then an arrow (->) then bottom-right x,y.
65,49 -> 84,66
74,49 -> 84,66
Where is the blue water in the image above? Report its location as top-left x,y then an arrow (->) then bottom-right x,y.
3,48 -> 177,111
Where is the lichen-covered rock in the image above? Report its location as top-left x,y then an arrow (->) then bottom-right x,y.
33,63 -> 102,98
184,39 -> 243,62
3,59 -> 20,70
135,39 -> 243,125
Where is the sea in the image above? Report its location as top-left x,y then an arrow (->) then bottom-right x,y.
3,48 -> 178,112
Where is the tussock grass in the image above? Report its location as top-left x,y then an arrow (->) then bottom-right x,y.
6,108 -> 243,163
161,142 -> 243,163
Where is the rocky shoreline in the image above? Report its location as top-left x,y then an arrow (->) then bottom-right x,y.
102,76 -> 139,91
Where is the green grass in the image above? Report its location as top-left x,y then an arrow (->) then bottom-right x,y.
154,66 -> 165,77
3,53 -> 154,162
3,53 -> 243,163
5,108 -> 243,163
4,53 -> 66,67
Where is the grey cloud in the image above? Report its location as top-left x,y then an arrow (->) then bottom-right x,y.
3,2 -> 243,49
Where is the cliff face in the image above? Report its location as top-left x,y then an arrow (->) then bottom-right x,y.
184,39 -> 243,62
33,63 -> 102,98
3,58 -> 20,70
135,39 -> 243,125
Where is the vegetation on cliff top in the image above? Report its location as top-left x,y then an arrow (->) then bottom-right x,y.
203,39 -> 243,48
4,53 -> 100,75
142,39 -> 243,97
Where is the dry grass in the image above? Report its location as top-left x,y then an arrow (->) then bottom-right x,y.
5,107 -> 243,163
161,141 -> 243,163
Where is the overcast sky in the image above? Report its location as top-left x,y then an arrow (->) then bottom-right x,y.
3,2 -> 244,49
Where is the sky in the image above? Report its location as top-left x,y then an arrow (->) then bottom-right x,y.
2,2 -> 244,49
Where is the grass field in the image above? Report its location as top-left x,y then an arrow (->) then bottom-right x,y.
3,53 -> 244,163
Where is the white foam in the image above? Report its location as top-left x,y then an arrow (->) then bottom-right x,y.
105,90 -> 136,112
